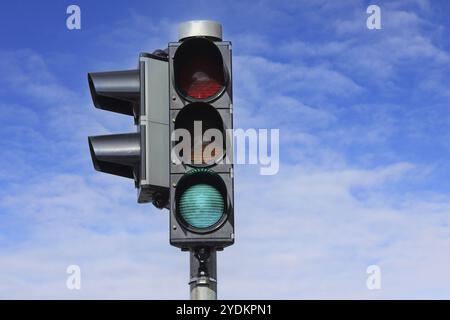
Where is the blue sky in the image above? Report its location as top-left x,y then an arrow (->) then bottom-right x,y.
1,0 -> 450,298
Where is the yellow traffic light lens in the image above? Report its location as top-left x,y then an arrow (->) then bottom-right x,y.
174,103 -> 225,166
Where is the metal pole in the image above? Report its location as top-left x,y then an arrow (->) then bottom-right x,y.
189,248 -> 217,300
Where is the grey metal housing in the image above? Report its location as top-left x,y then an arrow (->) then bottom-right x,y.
137,54 -> 170,204
178,20 -> 223,41
87,53 -> 170,206
168,40 -> 234,250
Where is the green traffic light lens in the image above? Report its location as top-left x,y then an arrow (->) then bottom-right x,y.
179,183 -> 225,229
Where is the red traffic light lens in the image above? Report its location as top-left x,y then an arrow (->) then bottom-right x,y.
174,38 -> 226,100
180,56 -> 223,99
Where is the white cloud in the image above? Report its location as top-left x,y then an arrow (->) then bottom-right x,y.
280,40 -> 352,58
2,160 -> 450,299
0,173 -> 187,299
235,55 -> 362,99
227,162 -> 450,299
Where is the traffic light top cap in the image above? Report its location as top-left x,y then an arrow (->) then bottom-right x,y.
178,20 -> 222,41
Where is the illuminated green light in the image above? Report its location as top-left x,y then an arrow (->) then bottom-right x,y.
179,183 -> 224,229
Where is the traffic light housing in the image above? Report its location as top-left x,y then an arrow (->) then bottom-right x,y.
169,35 -> 234,250
88,52 -> 170,207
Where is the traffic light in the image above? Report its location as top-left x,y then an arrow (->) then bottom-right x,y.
88,52 -> 170,207
169,22 -> 234,250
